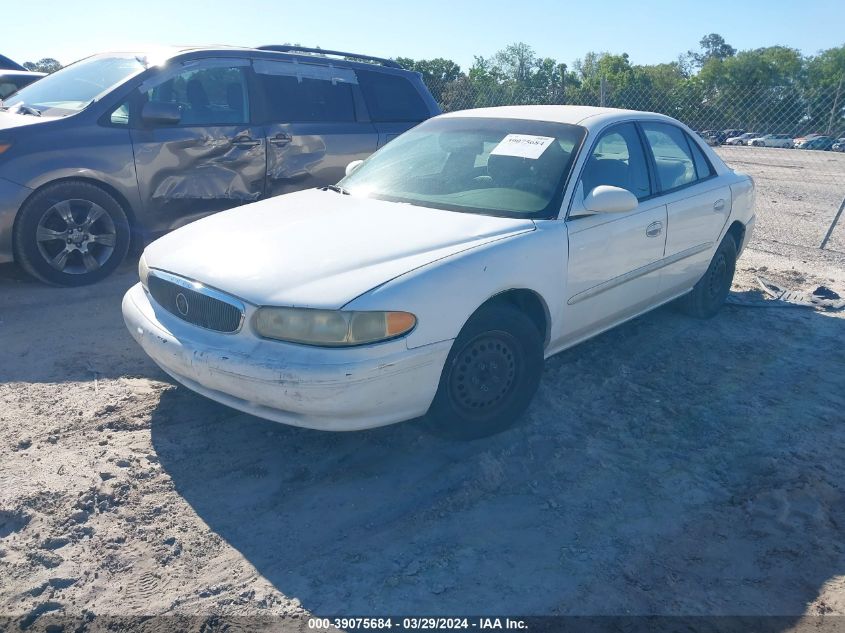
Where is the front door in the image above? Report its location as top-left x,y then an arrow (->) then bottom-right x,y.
253,59 -> 379,197
130,58 -> 266,232
561,122 -> 667,345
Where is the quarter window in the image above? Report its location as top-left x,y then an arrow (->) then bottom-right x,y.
687,136 -> 714,179
580,123 -> 651,200
144,63 -> 249,126
357,70 -> 429,122
641,122 -> 699,191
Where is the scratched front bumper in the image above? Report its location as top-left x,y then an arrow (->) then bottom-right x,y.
122,283 -> 451,431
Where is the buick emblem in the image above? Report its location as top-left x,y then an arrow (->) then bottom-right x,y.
175,292 -> 189,316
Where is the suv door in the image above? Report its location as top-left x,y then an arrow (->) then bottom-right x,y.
129,58 -> 265,232
639,122 -> 731,296
253,59 -> 378,196
562,122 -> 668,343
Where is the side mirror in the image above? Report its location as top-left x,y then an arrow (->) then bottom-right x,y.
345,160 -> 364,177
141,101 -> 181,126
583,185 -> 638,214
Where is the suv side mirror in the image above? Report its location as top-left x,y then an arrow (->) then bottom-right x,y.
583,185 -> 638,214
141,101 -> 181,126
345,160 -> 364,177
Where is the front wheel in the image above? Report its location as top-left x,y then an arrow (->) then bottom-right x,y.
427,303 -> 544,439
13,181 -> 131,286
678,234 -> 737,319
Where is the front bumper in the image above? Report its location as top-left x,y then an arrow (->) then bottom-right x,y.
0,177 -> 32,263
122,283 -> 451,431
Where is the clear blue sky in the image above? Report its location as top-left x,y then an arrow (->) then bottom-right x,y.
6,0 -> 844,70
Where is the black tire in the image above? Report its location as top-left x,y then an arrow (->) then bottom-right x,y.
678,234 -> 737,319
427,303 -> 544,440
14,181 -> 130,286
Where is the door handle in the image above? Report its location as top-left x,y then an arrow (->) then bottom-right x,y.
713,199 -> 726,211
646,221 -> 663,237
269,133 -> 292,146
231,135 -> 261,148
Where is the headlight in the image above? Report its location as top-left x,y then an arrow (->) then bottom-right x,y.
138,254 -> 150,288
253,307 -> 416,346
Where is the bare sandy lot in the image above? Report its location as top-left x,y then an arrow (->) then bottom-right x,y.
1,151 -> 845,629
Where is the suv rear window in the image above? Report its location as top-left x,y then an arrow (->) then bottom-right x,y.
357,70 -> 428,122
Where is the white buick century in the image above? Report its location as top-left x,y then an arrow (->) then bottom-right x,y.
123,106 -> 754,438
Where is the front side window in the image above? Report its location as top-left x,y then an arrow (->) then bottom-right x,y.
340,116 -> 586,218
2,55 -> 146,116
641,122 -> 698,191
580,123 -> 651,200
144,63 -> 249,125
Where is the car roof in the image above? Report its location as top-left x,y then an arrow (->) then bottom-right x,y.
89,46 -> 414,75
0,69 -> 46,78
438,105 -> 687,131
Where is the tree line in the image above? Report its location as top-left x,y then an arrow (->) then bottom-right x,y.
396,34 -> 845,136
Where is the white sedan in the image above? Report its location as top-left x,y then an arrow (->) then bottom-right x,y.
123,105 -> 755,438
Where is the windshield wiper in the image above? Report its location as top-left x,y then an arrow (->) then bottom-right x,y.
5,103 -> 41,117
324,184 -> 350,195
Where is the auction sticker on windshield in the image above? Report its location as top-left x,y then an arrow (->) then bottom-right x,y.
490,134 -> 555,159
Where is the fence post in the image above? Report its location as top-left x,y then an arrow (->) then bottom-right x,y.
820,196 -> 845,250
827,75 -> 843,136
600,76 -> 607,107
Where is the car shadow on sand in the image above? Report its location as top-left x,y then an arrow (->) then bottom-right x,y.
0,260 -> 155,383
150,296 -> 845,622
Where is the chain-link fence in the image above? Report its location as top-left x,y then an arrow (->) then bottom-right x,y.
418,74 -> 845,254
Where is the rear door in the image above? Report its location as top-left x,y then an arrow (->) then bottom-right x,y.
562,122 -> 668,344
639,121 -> 731,296
254,59 -> 378,197
130,58 -> 266,231
356,69 -> 432,147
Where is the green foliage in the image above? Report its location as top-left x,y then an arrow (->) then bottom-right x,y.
22,58 -> 62,74
396,35 -> 845,136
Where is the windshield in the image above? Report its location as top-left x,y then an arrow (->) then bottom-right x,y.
2,54 -> 147,116
339,117 -> 586,218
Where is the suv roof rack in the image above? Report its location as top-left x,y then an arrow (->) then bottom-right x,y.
256,45 -> 402,69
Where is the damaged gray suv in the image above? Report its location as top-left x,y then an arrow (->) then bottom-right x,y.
0,46 -> 439,285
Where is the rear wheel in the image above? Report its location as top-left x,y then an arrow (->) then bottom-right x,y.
678,234 -> 737,319
427,303 -> 544,439
14,181 -> 130,286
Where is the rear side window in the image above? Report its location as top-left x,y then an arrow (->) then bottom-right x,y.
256,70 -> 356,123
357,70 -> 429,122
641,122 -> 698,191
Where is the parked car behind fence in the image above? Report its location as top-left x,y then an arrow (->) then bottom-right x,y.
749,133 -> 794,148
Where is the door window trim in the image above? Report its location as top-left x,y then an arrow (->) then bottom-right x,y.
138,57 -> 253,128
638,121 -> 718,196
565,120 -> 659,221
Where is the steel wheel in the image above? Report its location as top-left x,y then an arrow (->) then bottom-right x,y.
705,251 -> 729,301
448,332 -> 521,418
428,303 -> 543,439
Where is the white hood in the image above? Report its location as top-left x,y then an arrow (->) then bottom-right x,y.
144,188 -> 535,308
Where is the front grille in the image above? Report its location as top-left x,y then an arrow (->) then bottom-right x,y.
148,273 -> 243,333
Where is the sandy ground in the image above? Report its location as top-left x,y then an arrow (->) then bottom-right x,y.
1,148 -> 845,630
